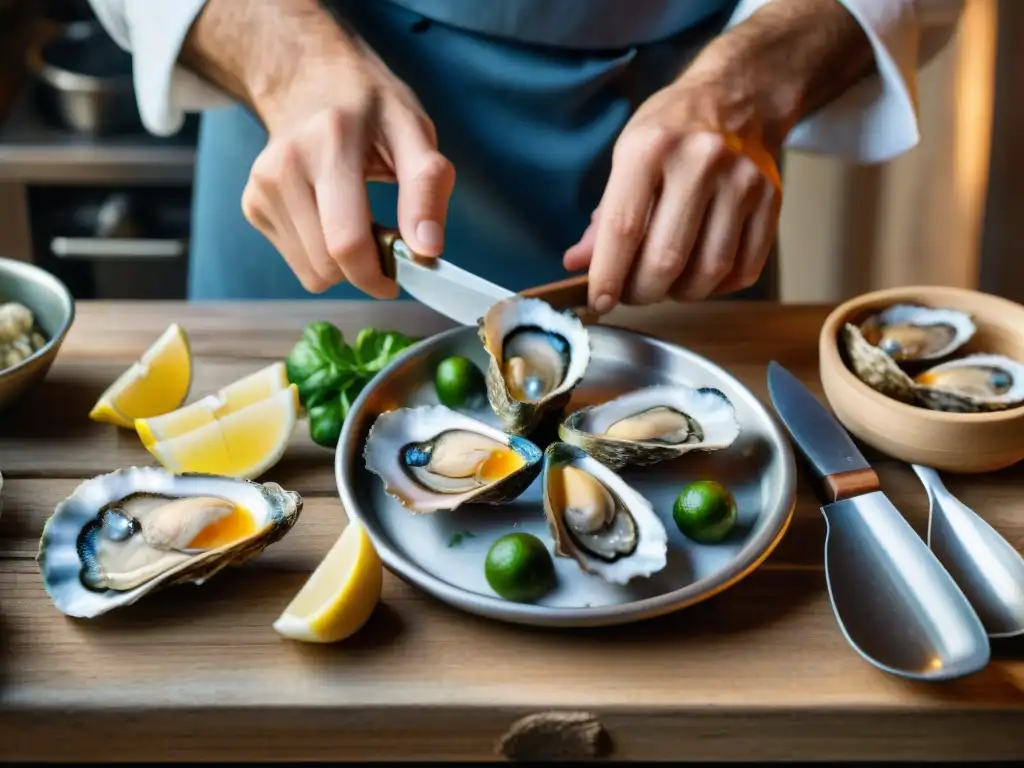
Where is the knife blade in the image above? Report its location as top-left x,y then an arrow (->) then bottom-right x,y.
374,225 -> 513,326
766,360 -> 880,503
374,225 -> 591,326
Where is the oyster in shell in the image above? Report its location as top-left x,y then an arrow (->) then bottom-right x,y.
857,304 -> 975,363
37,467 -> 302,618
479,297 -> 591,435
913,354 -> 1024,413
558,385 -> 740,470
363,404 -> 542,513
542,442 -> 667,585
839,323 -> 918,404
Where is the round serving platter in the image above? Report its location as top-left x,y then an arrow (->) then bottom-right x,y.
336,324 -> 797,628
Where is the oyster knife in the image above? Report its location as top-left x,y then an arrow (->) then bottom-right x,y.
373,225 -> 589,325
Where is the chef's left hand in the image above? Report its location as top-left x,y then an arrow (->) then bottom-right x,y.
563,78 -> 783,313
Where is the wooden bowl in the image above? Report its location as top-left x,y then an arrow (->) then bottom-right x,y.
819,285 -> 1024,474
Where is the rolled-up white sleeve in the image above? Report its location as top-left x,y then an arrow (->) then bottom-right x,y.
726,0 -> 964,163
87,0 -> 235,136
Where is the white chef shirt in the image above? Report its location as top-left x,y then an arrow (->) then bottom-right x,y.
85,0 -> 964,163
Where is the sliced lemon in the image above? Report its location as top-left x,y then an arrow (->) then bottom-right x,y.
273,520 -> 383,643
146,384 -> 298,479
89,323 -> 192,429
135,361 -> 289,448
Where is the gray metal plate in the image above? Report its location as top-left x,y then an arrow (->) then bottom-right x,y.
336,325 -> 797,628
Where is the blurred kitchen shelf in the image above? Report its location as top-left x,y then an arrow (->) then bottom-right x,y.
0,88 -> 196,185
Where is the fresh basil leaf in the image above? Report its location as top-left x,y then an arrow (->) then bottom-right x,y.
308,321 -> 356,369
285,321 -> 360,409
356,329 -> 419,375
308,398 -> 344,448
338,377 -> 369,422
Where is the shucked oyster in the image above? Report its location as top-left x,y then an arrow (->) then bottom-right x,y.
558,385 -> 740,470
840,322 -> 919,404
542,443 -> 667,585
913,354 -> 1024,413
841,304 -> 978,406
363,404 -> 542,513
478,297 -> 591,435
857,304 -> 975,363
37,467 -> 302,618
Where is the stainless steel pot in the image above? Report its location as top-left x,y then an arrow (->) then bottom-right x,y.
25,20 -> 142,136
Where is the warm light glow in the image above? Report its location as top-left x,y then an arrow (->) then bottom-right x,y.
954,0 -> 998,286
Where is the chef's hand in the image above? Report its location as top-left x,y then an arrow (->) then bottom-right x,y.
563,80 -> 783,313
242,41 -> 455,298
180,0 -> 454,298
564,0 -> 877,314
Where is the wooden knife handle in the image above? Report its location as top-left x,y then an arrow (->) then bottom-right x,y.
820,467 -> 881,503
518,274 -> 590,312
372,224 -> 400,281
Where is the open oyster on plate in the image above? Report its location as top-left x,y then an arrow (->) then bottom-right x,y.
913,354 -> 1024,413
37,467 -> 302,618
840,304 -> 976,404
558,384 -> 740,470
478,297 -> 591,435
542,442 -> 667,585
363,404 -> 542,513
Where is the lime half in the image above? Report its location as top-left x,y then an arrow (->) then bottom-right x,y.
485,533 -> 556,602
434,355 -> 485,408
672,480 -> 738,543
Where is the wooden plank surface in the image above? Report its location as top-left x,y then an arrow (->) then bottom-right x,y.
1,300 -> 1023,762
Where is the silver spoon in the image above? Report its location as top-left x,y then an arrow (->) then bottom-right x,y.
912,464 -> 1024,638
767,362 -> 990,680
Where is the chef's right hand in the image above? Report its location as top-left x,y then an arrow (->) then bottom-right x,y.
240,38 -> 455,298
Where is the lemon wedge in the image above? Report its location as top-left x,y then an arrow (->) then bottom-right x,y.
145,384 -> 299,479
135,361 -> 290,448
273,520 -> 383,643
89,323 -> 192,428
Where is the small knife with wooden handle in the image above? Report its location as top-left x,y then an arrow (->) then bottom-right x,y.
373,224 -> 590,325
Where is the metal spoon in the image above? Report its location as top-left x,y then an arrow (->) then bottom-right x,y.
767,362 -> 990,680
912,464 -> 1024,638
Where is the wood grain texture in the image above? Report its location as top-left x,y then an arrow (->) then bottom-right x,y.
1,300 -> 1022,762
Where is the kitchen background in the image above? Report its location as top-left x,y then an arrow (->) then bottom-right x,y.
0,0 -> 1016,303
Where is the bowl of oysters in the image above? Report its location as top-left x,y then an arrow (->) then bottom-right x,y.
819,285 -> 1024,473
0,257 -> 75,412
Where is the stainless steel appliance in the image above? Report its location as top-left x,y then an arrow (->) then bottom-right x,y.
0,0 -> 198,301
0,84 -> 197,300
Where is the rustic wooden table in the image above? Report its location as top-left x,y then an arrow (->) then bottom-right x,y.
1,300 -> 1022,762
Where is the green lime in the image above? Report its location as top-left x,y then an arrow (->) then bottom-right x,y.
672,480 -> 738,543
484,533 -> 556,602
434,355 -> 485,407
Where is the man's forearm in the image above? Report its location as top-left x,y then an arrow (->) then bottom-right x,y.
685,0 -> 877,149
179,0 -> 357,120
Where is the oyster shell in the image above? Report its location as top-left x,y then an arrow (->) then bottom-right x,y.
478,297 -> 591,435
558,385 -> 740,470
857,304 -> 975,363
542,442 -> 667,585
913,354 -> 1024,413
363,404 -> 542,513
37,467 -> 302,618
839,323 -> 918,404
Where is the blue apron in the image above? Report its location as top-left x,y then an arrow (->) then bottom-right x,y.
188,0 -> 748,301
